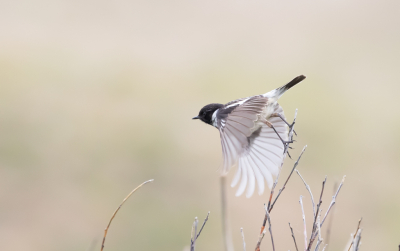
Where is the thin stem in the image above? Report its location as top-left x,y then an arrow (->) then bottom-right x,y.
299,196 -> 308,250
307,177 -> 327,250
241,228 -> 246,251
101,179 -> 154,251
265,206 -> 275,251
347,218 -> 362,251
296,169 -> 316,217
267,109 -> 298,212
269,145 -> 307,213
191,217 -> 199,251
321,176 -> 346,227
324,182 -> 338,249
309,176 -> 346,248
196,211 -> 210,240
289,223 -> 299,251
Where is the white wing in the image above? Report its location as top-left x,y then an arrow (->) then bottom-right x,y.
218,97 -> 288,197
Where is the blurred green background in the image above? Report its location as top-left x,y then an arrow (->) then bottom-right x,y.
1,0 -> 400,250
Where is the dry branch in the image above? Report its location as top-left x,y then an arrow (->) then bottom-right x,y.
296,169 -> 316,217
191,217 -> 199,251
289,223 -> 299,251
100,179 -> 154,251
347,218 -> 362,251
321,176 -> 346,227
324,182 -> 338,248
190,212 -> 210,250
267,109 -> 298,213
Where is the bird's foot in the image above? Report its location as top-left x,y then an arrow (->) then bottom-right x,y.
265,120 -> 294,147
271,113 -> 297,136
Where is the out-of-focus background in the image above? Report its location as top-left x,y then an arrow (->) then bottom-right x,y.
1,0 -> 399,250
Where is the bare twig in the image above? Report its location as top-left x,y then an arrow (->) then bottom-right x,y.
100,179 -> 154,251
289,223 -> 299,251
353,229 -> 362,251
267,110 -> 298,210
299,196 -> 308,250
255,229 -> 267,251
347,218 -> 362,251
269,145 -> 307,213
307,177 -> 327,250
196,211 -> 210,240
265,205 -> 275,251
324,182 -> 338,248
321,176 -> 346,227
321,244 -> 328,251
308,176 -> 346,249
259,110 -> 302,241
255,204 -> 275,251
190,212 -> 210,251
313,215 -> 323,251
241,228 -> 246,251
296,169 -> 316,217
190,217 -> 199,251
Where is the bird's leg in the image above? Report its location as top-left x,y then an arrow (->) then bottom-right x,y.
270,113 -> 297,136
264,120 -> 293,147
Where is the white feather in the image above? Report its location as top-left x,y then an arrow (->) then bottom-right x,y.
244,156 -> 256,198
235,158 -> 247,197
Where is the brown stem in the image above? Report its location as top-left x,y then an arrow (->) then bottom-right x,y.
100,179 -> 154,251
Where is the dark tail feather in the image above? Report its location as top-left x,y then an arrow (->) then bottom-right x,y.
275,75 -> 306,97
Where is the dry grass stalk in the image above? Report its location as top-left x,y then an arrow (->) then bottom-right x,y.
100,179 -> 154,251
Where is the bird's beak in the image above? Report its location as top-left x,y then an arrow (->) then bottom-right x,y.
192,116 -> 199,120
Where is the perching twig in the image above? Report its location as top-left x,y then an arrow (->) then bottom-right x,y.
289,223 -> 299,251
256,110 -> 302,250
241,228 -> 246,251
100,179 -> 154,251
296,169 -> 316,217
299,195 -> 308,250
347,218 -> 362,251
267,109 -> 298,212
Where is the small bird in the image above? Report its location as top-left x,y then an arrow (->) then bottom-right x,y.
193,75 -> 305,197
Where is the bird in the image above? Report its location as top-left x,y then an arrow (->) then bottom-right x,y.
193,75 -> 305,198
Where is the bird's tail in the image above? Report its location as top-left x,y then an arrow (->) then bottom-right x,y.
265,75 -> 306,99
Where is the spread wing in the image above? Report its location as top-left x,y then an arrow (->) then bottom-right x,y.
217,96 -> 288,197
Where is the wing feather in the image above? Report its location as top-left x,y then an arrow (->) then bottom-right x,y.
218,96 -> 289,197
